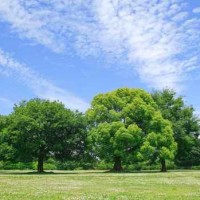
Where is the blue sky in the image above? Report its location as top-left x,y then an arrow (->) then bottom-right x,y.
0,0 -> 200,115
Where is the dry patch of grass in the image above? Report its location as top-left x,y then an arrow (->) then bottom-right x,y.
0,170 -> 199,200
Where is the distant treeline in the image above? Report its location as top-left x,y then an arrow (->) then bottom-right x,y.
0,88 -> 199,172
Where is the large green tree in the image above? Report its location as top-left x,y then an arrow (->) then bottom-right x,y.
87,88 -> 176,171
0,115 -> 15,162
6,99 -> 86,172
152,89 -> 200,167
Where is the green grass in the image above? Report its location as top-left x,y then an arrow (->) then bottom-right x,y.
0,170 -> 199,200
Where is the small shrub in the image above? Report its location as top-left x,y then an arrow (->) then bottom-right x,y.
191,165 -> 200,170
0,161 -> 34,170
95,161 -> 112,170
57,161 -> 79,170
44,158 -> 58,170
81,162 -> 94,170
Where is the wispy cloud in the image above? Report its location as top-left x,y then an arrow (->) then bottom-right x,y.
193,7 -> 200,14
86,0 -> 200,90
0,49 -> 89,111
0,97 -> 13,106
0,0 -> 200,90
0,96 -> 13,114
0,0 -> 65,52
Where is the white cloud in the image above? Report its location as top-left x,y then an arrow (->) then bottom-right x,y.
86,0 -> 200,90
0,0 -> 200,90
0,96 -> 14,114
193,7 -> 200,14
0,49 -> 89,112
0,97 -> 13,105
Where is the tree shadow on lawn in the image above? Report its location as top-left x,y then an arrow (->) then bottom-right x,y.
0,169 -> 185,175
0,170 -> 108,175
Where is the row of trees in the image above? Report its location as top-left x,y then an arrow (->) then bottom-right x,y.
0,88 -> 199,172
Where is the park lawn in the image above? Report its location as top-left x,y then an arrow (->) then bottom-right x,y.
0,170 -> 199,200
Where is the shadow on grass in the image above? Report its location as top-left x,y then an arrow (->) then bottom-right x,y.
0,170 -> 109,175
0,169 -> 182,175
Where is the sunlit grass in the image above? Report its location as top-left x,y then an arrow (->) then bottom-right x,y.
0,170 -> 199,199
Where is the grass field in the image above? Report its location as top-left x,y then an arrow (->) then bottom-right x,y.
0,170 -> 199,200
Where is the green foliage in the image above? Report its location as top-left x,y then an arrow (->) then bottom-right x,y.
87,88 -> 176,171
1,87 -> 199,171
94,161 -> 113,170
57,161 -> 79,170
2,99 -> 86,172
43,158 -> 58,170
0,161 -> 35,170
0,115 -> 16,161
141,113 -> 177,162
152,89 -> 200,167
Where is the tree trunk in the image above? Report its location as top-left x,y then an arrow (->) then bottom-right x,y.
37,153 -> 44,173
113,156 -> 122,171
160,159 -> 167,172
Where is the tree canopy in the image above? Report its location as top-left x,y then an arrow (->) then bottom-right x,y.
87,88 -> 177,171
152,89 -> 200,167
4,99 -> 86,172
0,87 -> 199,172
